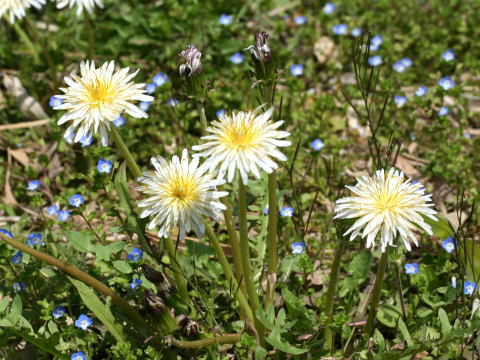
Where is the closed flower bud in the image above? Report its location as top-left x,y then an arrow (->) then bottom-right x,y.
245,31 -> 275,80
178,45 -> 207,99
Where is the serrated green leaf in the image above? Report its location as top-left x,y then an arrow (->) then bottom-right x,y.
397,318 -> 413,346
438,307 -> 452,338
0,296 -> 10,313
347,250 -> 372,281
376,304 -> 402,328
66,230 -> 94,253
266,326 -> 308,355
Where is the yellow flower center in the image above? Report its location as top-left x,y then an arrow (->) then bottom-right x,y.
221,116 -> 258,149
166,175 -> 199,205
81,76 -> 117,107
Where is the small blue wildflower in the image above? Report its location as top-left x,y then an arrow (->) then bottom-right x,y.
415,86 -> 428,97
393,60 -> 407,73
439,76 -> 455,90
310,139 -> 324,151
409,132 -> 416,141
291,241 -> 306,254
442,237 -> 455,253
146,83 -> 157,94
75,314 -> 93,330
79,134 -> 93,147
230,52 -> 244,64
27,180 -> 40,191
438,106 -> 449,116
411,180 -> 424,191
394,95 -> 407,108
351,27 -> 362,37
219,14 -> 232,25
128,247 -> 143,263
97,158 -> 113,174
46,205 -> 58,216
71,351 -> 86,360
113,116 -> 126,128
332,24 -> 347,35
368,55 -> 382,67
370,43 -> 380,52
69,194 -> 84,208
0,228 -> 14,239
401,57 -> 413,67
294,15 -> 307,25
49,96 -> 63,108
130,278 -> 142,290
263,204 -> 269,215
290,64 -> 304,76
371,35 -> 383,47
65,133 -> 75,145
451,276 -> 456,288
442,49 -> 455,62
167,98 -> 179,107
13,282 -> 26,293
404,263 -> 419,275
216,109 -> 226,118
280,206 -> 294,217
464,281 -> 477,295
28,233 -> 43,246
53,306 -> 66,319
153,72 -> 168,86
283,13 -> 289,19
139,101 -> 151,111
58,210 -> 70,222
323,2 -> 336,14
463,132 -> 472,140
11,251 -> 22,265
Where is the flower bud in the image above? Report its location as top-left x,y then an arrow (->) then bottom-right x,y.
245,31 -> 275,80
178,45 -> 207,100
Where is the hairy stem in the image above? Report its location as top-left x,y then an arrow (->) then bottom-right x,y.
83,9 -> 94,60
172,332 -> 241,349
196,102 -> 208,134
163,235 -> 192,306
110,125 -> 142,178
366,249 -> 389,335
264,172 -> 278,309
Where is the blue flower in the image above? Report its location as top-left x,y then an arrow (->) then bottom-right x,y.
332,24 -> 347,35
128,247 -> 143,263
28,233 -> 43,246
167,98 -> 179,107
290,64 -> 304,76
368,55 -> 382,67
216,109 -> 226,118
310,139 -> 324,151
58,210 -> 70,221
219,14 -> 232,25
401,57 -> 413,68
438,106 -> 449,116
439,76 -> 455,90
69,194 -> 84,208
394,95 -> 407,108
323,2 -> 336,14
409,132 -> 416,141
370,43 -> 380,52
13,282 -> 26,293
79,134 -> 93,147
415,86 -> 428,97
0,228 -> 14,239
442,237 -> 455,253
442,49 -> 455,62
75,314 -> 93,330
49,96 -> 63,108
263,204 -> 269,215
371,35 -> 383,47
53,306 -> 66,319
97,159 -> 113,174
139,101 -> 151,111
393,60 -> 407,73
11,251 -> 22,265
463,132 -> 472,140
230,52 -> 244,64
404,263 -> 419,275
280,206 -> 294,217
291,241 -> 306,254
146,83 -> 157,94
451,276 -> 456,288
130,278 -> 142,290
351,27 -> 362,37
113,116 -> 126,128
153,72 -> 168,86
294,15 -> 307,25
65,133 -> 75,145
411,180 -> 424,191
464,281 -> 477,295
71,351 -> 86,360
46,205 -> 58,216
27,180 -> 40,191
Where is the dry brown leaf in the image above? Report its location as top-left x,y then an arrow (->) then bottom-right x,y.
395,155 -> 420,178
8,148 -> 30,167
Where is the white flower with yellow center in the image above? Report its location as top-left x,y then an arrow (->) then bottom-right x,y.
192,105 -> 291,185
334,168 -> 437,252
137,149 -> 228,240
1,0 -> 45,24
56,0 -> 103,15
54,61 -> 153,146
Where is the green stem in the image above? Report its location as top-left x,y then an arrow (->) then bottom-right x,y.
196,102 -> 208,134
11,20 -> 39,63
365,249 -> 389,335
172,332 -> 241,349
324,237 -> 346,351
395,264 -> 407,320
238,179 -> 265,345
204,224 -> 253,323
163,235 -> 192,305
0,233 -> 147,327
83,9 -> 94,60
23,18 -> 58,88
264,172 -> 278,309
110,125 -> 142,178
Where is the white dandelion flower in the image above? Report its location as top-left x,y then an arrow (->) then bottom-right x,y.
192,105 -> 291,185
56,0 -> 103,15
334,168 -> 437,252
137,149 -> 228,240
54,61 -> 153,146
1,0 -> 45,24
